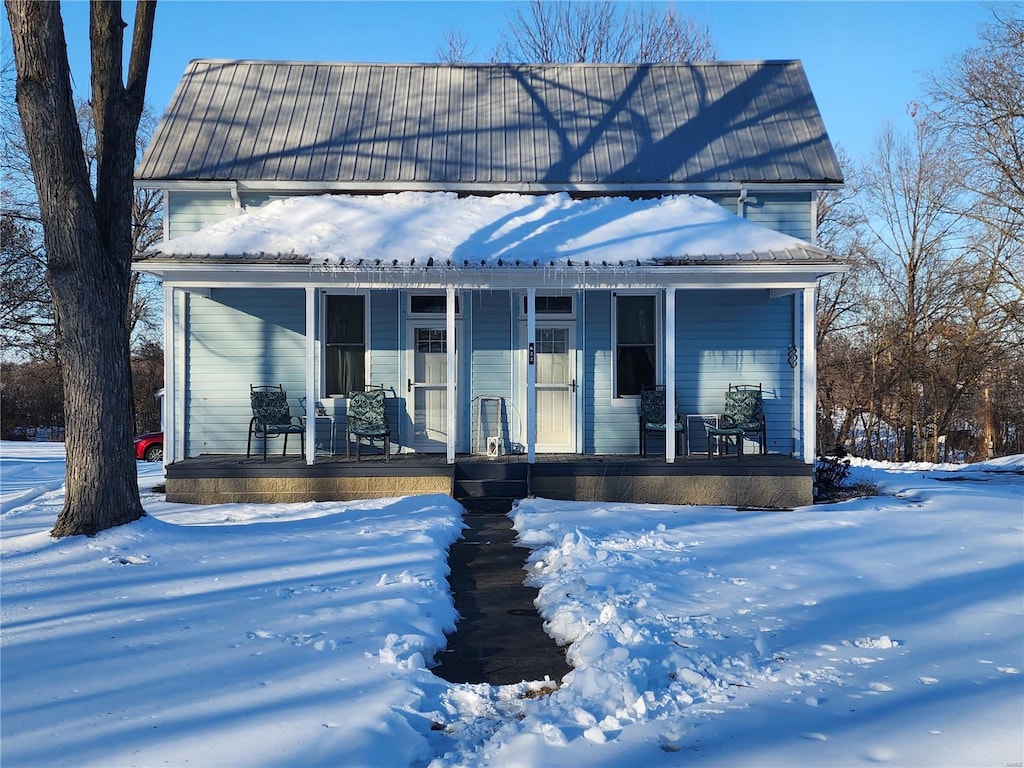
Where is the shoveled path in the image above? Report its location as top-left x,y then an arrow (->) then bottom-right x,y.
432,511 -> 572,686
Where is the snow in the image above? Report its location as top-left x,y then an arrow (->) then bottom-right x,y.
1,442 -> 1021,767
155,192 -> 818,266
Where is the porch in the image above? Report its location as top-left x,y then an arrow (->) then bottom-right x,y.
162,452 -> 813,509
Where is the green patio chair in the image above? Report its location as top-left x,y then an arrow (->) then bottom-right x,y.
639,385 -> 685,456
706,383 -> 766,460
247,384 -> 305,460
346,387 -> 391,461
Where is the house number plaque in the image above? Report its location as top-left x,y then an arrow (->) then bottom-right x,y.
528,342 -> 535,365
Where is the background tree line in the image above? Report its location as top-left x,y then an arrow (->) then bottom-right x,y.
816,7 -> 1023,462
2,31 -> 164,441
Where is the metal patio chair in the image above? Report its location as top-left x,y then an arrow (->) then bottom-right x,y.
247,384 -> 305,460
705,383 -> 766,460
638,385 -> 685,456
346,387 -> 391,461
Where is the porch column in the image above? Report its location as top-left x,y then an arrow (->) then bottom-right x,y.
802,287 -> 817,464
526,287 -> 537,463
665,288 -> 677,463
446,287 -> 456,464
304,286 -> 317,466
162,284 -> 175,465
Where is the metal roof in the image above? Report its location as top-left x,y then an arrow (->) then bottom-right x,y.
136,60 -> 843,190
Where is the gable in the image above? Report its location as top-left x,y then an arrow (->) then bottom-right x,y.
137,60 -> 843,191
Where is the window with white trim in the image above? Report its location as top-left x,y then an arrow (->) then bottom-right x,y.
521,294 -> 574,317
324,294 -> 365,396
410,293 -> 461,315
614,294 -> 657,397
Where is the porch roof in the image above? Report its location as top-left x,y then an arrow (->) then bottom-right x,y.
140,192 -> 844,277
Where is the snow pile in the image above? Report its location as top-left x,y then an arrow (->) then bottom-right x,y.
156,191 -> 815,265
2,442 -> 1021,767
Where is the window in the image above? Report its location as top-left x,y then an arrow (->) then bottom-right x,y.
615,294 -> 656,397
410,294 -> 460,315
522,294 -> 574,316
416,328 -> 447,354
325,294 -> 365,396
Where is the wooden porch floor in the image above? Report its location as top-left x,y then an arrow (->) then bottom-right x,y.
164,452 -> 813,508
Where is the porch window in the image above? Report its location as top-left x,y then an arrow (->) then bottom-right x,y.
522,294 -> 574,315
325,294 -> 365,396
410,294 -> 461,315
615,294 -> 657,397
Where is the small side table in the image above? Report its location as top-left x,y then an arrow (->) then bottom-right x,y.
685,414 -> 719,456
302,415 -> 337,456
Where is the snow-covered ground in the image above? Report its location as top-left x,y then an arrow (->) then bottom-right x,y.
1,441 -> 1021,767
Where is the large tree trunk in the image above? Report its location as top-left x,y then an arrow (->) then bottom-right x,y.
5,0 -> 155,537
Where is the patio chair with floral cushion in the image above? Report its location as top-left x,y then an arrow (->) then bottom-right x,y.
247,384 -> 305,460
638,384 -> 685,456
705,383 -> 766,460
346,387 -> 391,461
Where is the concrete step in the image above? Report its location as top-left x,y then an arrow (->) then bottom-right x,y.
453,477 -> 528,500
459,497 -> 518,514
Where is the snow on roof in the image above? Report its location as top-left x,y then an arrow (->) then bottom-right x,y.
151,192 -> 838,268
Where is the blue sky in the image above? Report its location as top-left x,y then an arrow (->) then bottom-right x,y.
49,1 -> 994,165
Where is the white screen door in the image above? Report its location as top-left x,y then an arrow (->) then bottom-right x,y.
406,323 -> 450,452
532,323 -> 576,453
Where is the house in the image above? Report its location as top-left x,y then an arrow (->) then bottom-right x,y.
134,60 -> 846,506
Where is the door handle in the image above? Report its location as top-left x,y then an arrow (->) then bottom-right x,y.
571,378 -> 576,393
407,378 -> 412,393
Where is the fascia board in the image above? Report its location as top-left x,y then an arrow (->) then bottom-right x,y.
133,179 -> 840,194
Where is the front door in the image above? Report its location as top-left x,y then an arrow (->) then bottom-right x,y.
406,322 -> 451,452
529,322 -> 576,453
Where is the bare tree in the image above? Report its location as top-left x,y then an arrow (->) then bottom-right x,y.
1,202 -> 53,357
925,6 -> 1024,238
78,102 -> 165,343
436,25 -> 479,64
440,0 -> 715,64
5,0 -> 156,537
3,44 -> 163,359
813,148 -> 877,452
859,118 -> 975,460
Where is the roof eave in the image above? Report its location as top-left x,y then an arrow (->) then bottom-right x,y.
132,258 -> 849,288
133,179 -> 845,193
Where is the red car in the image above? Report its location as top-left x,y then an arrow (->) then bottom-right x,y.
134,432 -> 163,462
